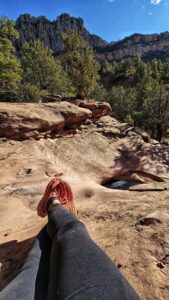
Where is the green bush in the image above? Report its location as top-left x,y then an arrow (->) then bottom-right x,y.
20,83 -> 48,103
90,83 -> 108,102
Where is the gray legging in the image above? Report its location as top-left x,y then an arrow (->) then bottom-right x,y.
0,204 -> 140,300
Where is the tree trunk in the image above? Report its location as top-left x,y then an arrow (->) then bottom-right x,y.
156,123 -> 163,142
151,129 -> 155,139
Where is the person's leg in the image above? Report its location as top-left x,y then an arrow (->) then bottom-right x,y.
47,203 -> 140,300
0,226 -> 51,300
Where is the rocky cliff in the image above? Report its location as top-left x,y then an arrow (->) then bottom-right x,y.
15,14 -> 107,55
15,13 -> 169,61
101,32 -> 169,61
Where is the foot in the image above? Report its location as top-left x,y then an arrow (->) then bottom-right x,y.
37,178 -> 76,218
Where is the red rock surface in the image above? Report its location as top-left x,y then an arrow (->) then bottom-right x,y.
0,100 -> 169,300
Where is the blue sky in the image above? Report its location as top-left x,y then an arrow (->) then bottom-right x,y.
0,0 -> 169,42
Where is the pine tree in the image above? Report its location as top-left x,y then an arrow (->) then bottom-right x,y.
62,29 -> 100,98
0,17 -> 22,99
109,86 -> 136,121
21,40 -> 70,95
139,79 -> 169,141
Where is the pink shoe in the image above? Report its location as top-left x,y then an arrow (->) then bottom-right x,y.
37,178 -> 76,218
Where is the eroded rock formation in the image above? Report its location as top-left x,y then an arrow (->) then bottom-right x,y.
15,13 -> 169,61
15,14 -> 107,55
100,32 -> 169,61
0,101 -> 111,140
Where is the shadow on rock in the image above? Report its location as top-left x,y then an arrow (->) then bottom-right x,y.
0,237 -> 34,291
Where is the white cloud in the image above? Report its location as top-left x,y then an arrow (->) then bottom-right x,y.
108,0 -> 115,3
150,0 -> 162,5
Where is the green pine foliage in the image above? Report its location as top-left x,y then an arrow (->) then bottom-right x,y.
0,17 -> 22,98
109,86 -> 137,120
62,29 -> 100,98
20,83 -> 48,103
90,83 -> 108,102
102,56 -> 169,141
21,40 -> 72,96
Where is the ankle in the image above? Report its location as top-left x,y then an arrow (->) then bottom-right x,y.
47,197 -> 60,213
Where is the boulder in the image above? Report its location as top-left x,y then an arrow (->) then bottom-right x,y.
77,101 -> 112,118
43,94 -> 62,102
0,102 -> 92,140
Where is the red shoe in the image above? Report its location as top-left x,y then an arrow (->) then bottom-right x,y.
37,178 -> 76,218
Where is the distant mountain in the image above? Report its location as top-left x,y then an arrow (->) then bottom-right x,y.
101,32 -> 169,61
15,13 -> 169,61
15,14 -> 107,55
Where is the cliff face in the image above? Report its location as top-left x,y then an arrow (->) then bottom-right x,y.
100,32 -> 169,61
15,14 -> 108,55
15,13 -> 169,61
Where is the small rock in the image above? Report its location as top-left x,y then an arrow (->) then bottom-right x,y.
125,127 -> 135,134
24,131 -> 39,139
101,128 -> 121,137
43,94 -> 62,102
85,119 -> 92,125
118,123 -> 129,131
80,125 -> 88,130
96,123 -> 104,128
127,131 -> 137,137
141,132 -> 151,142
150,139 -> 160,145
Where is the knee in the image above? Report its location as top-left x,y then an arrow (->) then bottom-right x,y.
58,219 -> 88,238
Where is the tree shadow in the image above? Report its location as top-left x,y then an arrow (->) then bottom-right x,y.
102,140 -> 169,184
0,226 -> 51,299
0,237 -> 34,291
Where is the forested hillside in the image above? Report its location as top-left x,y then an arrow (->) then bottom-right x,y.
0,17 -> 169,141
